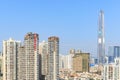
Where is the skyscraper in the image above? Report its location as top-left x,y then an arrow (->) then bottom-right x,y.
98,10 -> 105,64
108,46 -> 120,63
24,32 -> 39,80
3,38 -> 21,80
48,36 -> 59,80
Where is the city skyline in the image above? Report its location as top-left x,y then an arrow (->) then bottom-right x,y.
1,0 -> 120,57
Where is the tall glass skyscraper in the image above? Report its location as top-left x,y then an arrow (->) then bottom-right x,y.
98,10 -> 105,64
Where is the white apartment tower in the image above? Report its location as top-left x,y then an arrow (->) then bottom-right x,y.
3,38 -> 21,80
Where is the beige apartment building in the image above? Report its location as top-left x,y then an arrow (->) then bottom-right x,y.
73,52 -> 90,73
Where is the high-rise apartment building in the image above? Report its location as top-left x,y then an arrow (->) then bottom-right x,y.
3,33 -> 40,80
48,36 -> 59,80
17,46 -> 25,80
39,41 -> 48,79
73,52 -> 90,73
24,32 -> 39,80
98,10 -> 105,64
3,38 -> 21,80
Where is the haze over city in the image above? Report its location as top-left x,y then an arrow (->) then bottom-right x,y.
1,0 -> 120,57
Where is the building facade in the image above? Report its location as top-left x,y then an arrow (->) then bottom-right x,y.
59,54 -> 64,69
3,38 -> 21,80
17,46 -> 25,80
48,36 -> 59,80
59,54 -> 73,70
59,49 -> 79,70
24,32 -> 40,80
98,10 -> 105,64
73,52 -> 90,73
0,53 -> 3,78
39,41 -> 48,79
3,33 -> 40,80
108,46 -> 120,63
69,49 -> 75,55
104,58 -> 120,80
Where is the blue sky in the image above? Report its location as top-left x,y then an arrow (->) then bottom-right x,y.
0,0 -> 120,57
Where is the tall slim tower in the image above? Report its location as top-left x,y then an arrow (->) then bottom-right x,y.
98,10 -> 105,64
48,36 -> 59,80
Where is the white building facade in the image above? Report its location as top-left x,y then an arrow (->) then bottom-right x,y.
39,41 -> 48,78
3,38 -> 21,80
104,58 -> 120,80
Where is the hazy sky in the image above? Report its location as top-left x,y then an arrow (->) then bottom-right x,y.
0,0 -> 120,57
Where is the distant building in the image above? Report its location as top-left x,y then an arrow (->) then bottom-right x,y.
3,38 -> 21,80
59,49 -> 77,70
48,36 -> 59,80
59,54 -> 70,70
39,41 -> 48,79
73,52 -> 90,73
69,49 -> 75,54
59,54 -> 64,69
104,56 -> 109,64
94,58 -> 98,64
90,57 -> 95,66
59,49 -> 82,70
64,53 -> 73,70
108,46 -> 120,63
